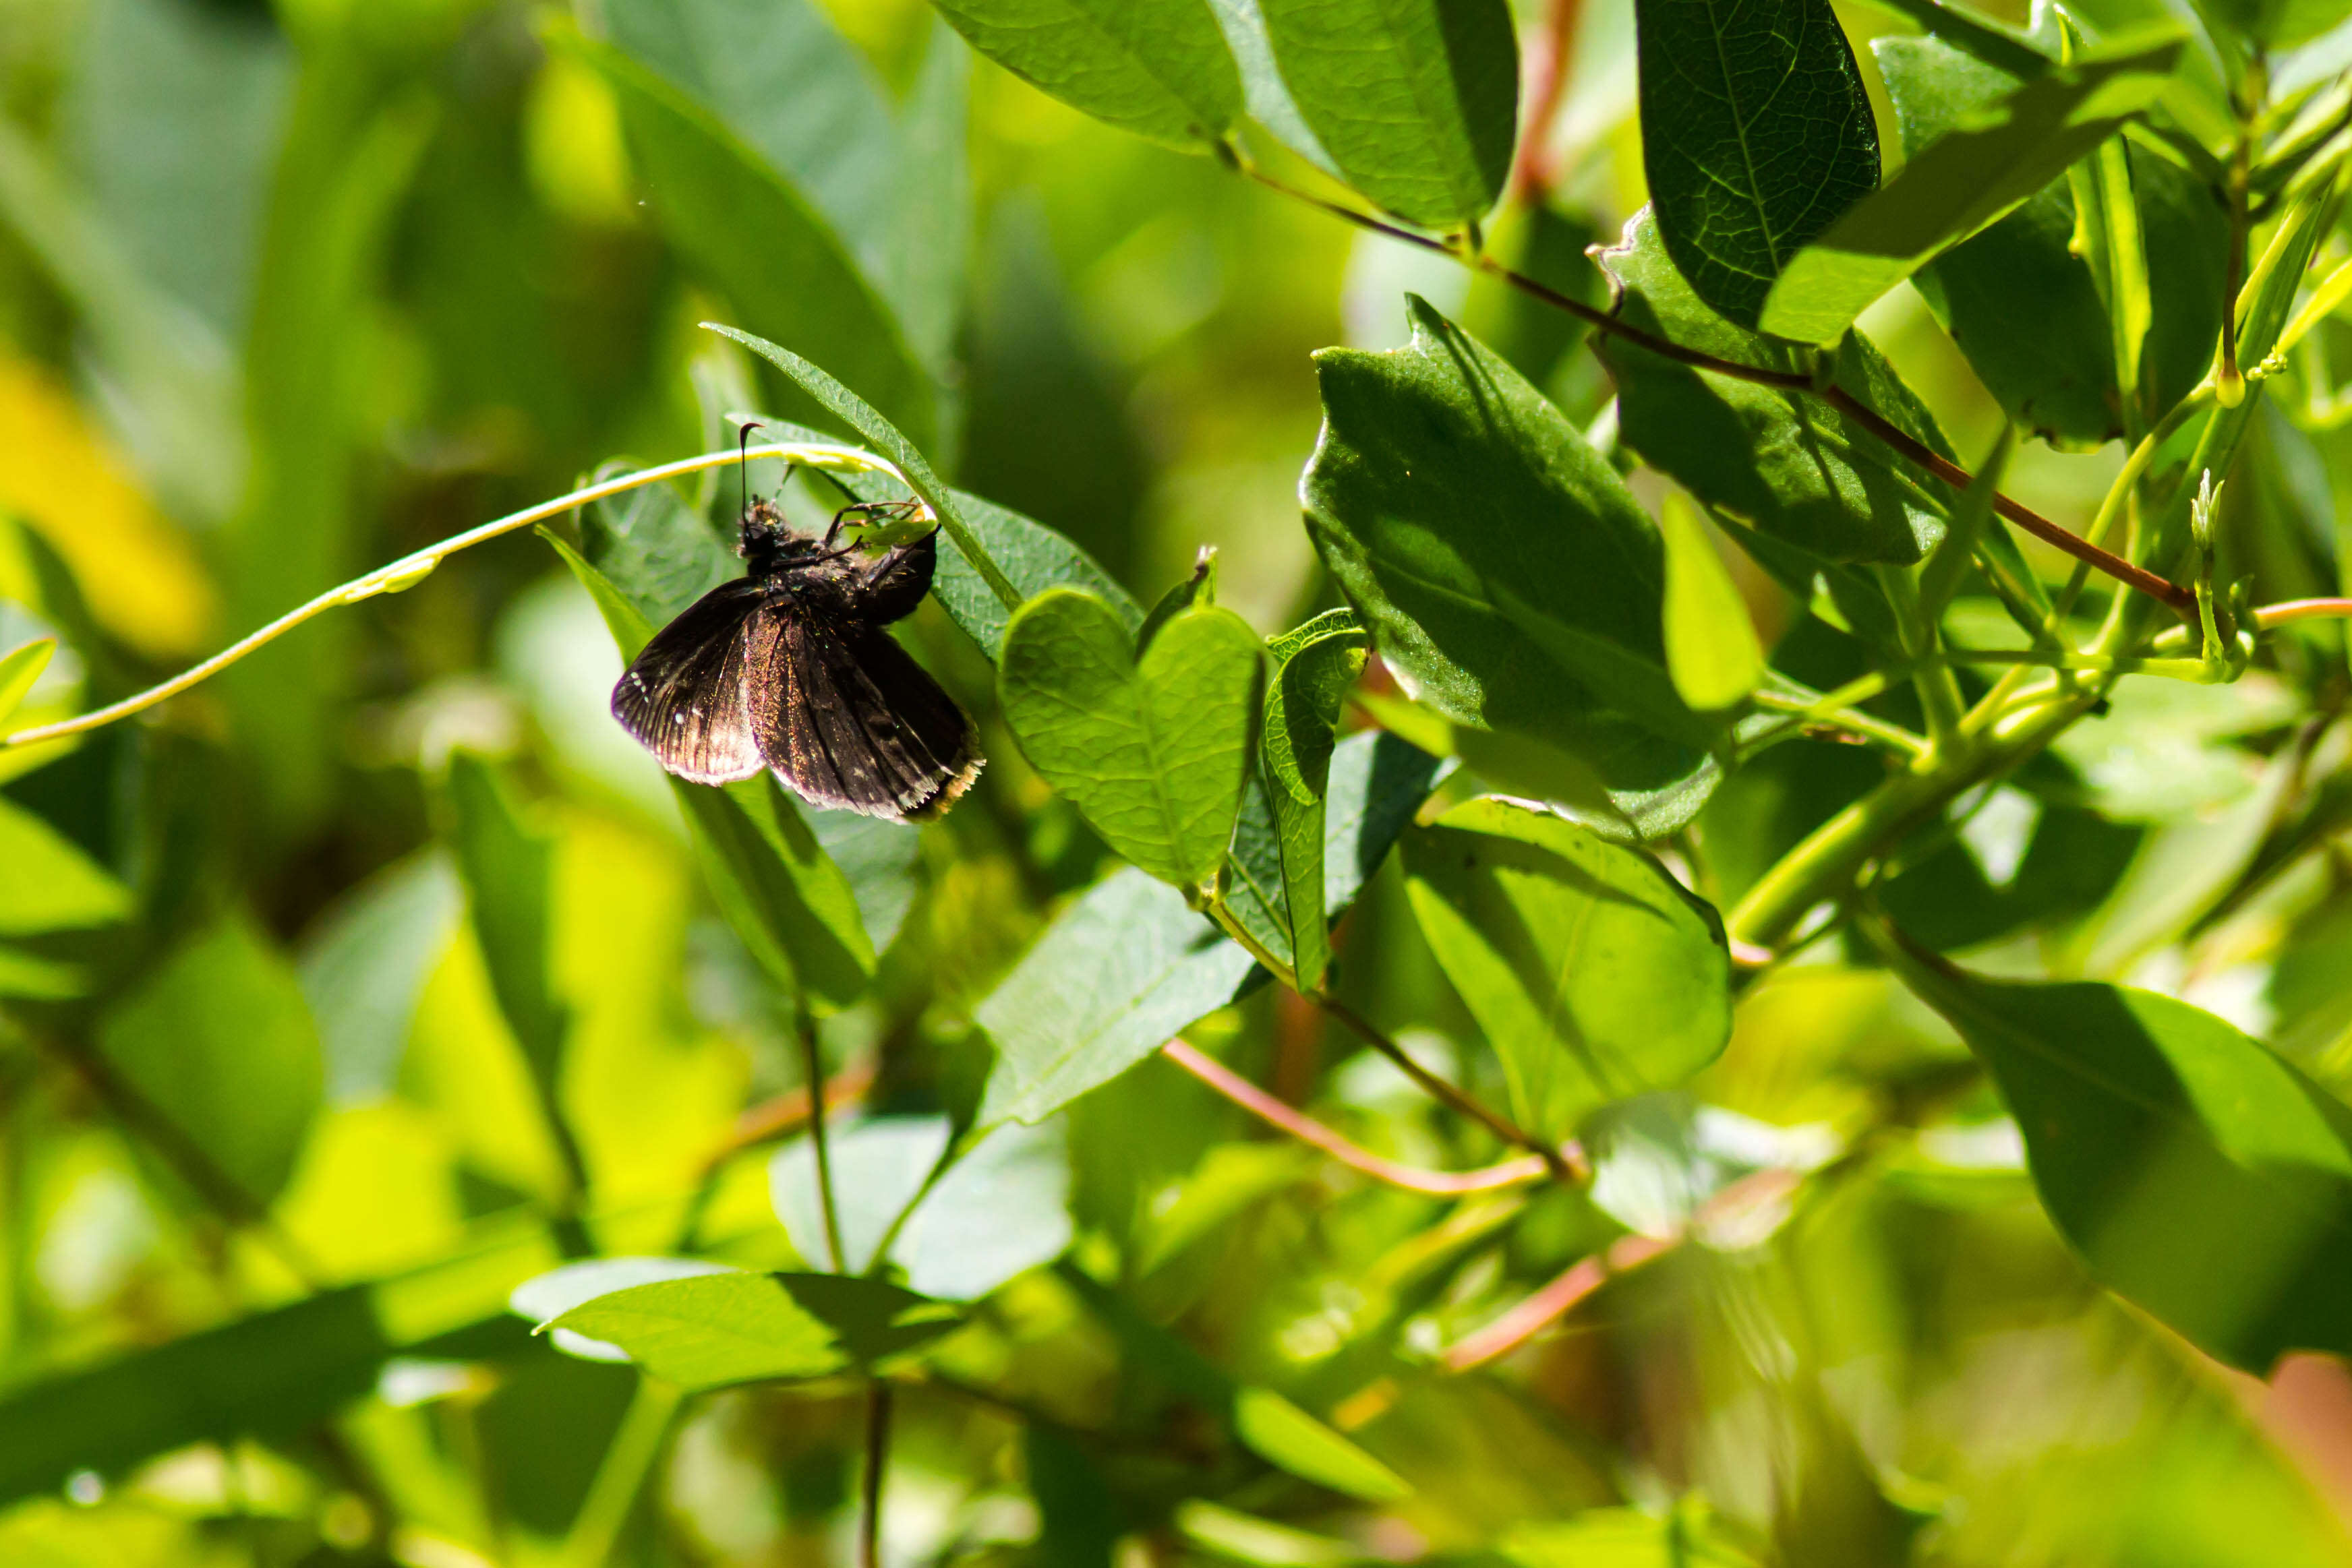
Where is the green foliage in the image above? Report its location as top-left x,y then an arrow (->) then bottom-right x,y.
11,0 -> 2352,1562
1257,0 -> 1518,229
1633,0 -> 1880,330
1000,588 -> 1264,889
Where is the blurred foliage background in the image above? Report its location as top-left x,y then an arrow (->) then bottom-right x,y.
5,0 -> 2352,1564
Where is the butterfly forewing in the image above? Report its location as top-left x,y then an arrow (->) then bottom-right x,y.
610,579 -> 767,784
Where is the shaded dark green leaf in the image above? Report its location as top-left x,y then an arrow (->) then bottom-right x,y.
1595,209 -> 1953,565
1635,0 -> 1880,329
1303,294 -> 1715,822
1891,938 -> 2352,1370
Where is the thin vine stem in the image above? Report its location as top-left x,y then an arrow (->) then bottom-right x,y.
1160,1037 -> 1554,1195
860,1383 -> 892,1568
0,442 -> 929,751
1230,158 -> 2196,615
796,1005 -> 848,1275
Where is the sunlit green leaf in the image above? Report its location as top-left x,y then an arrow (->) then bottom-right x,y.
929,0 -> 1243,150
977,868 -> 1257,1126
541,1271 -> 961,1389
999,589 -> 1264,891
1657,493 -> 1763,711
1757,28 -> 2186,344
1255,610 -> 1366,988
297,849 -> 462,1106
1635,0 -> 1879,329
98,917 -> 324,1205
1889,937 -> 2352,1370
1258,0 -> 1516,229
0,636 -> 55,725
1403,798 -> 1732,1139
0,793 -> 131,935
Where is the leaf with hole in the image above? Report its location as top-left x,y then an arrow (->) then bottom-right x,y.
999,588 -> 1264,891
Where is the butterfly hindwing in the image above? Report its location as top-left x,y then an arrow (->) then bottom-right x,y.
610,578 -> 767,784
755,611 -> 979,821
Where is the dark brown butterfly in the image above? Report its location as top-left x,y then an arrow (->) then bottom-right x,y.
611,473 -> 982,822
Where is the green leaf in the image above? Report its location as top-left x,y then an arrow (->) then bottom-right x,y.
1054,1265 -> 1409,1501
890,1118 -> 1075,1299
0,636 -> 54,725
1303,295 -> 1716,820
542,531 -> 877,1008
1756,28 -> 2187,344
1175,1499 -> 1367,1565
976,867 -> 1258,1126
1634,0 -> 1881,330
579,463 -> 736,629
928,0 -> 1243,150
1657,493 -> 1763,711
2203,0 -> 2349,47
1402,798 -> 1732,1139
1202,0 -> 1339,175
98,917 -> 324,1205
0,1284 -> 527,1507
0,793 -> 131,935
1256,0 -> 1517,229
1879,36 -> 2225,446
444,753 -> 569,1096
1595,209 -> 1954,565
999,589 -> 1265,891
705,324 -> 1022,610
297,849 -> 462,1106
762,416 -> 1144,661
1231,1387 -> 1410,1503
1256,611 -> 1368,988
1862,0 -> 2051,78
1225,728 -> 1450,978
1918,427 -> 2013,624
1887,938 -> 2352,1370
540,1271 -> 962,1389
771,1115 -> 953,1271
570,34 -> 937,454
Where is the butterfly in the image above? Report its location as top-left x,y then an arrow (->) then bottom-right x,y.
611,460 -> 982,822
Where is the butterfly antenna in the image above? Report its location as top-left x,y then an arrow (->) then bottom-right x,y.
736,421 -> 763,519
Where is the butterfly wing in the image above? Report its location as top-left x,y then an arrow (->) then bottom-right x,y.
610,578 -> 768,784
753,610 -> 981,821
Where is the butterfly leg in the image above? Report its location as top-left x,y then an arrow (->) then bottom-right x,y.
823,497 -> 926,547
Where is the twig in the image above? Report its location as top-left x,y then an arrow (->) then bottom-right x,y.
697,1059 -> 874,1176
860,1382 -> 893,1568
1316,996 -> 1585,1182
1510,0 -> 1585,202
1442,1166 -> 1803,1370
0,441 -> 924,751
1160,1038 -> 1555,1196
2256,597 -> 2352,626
797,1006 -> 848,1274
1233,161 -> 2194,615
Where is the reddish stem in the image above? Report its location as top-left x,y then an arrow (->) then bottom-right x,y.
1510,0 -> 1585,203
1161,1039 -> 1556,1197
2256,598 -> 2352,627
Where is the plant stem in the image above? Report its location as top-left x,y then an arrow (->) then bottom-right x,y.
1231,159 -> 2196,615
797,1004 -> 847,1274
1161,1037 -> 1554,1195
561,1377 -> 682,1568
2256,597 -> 2352,626
0,441 -> 970,751
1747,686 -> 1927,758
860,1382 -> 893,1568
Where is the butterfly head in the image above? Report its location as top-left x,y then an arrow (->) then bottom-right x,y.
738,497 -> 825,576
